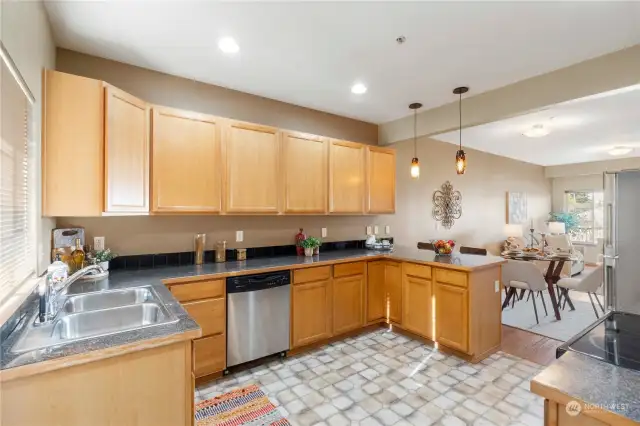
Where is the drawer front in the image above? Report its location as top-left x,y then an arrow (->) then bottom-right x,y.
169,279 -> 224,302
333,261 -> 365,278
403,262 -> 432,279
294,266 -> 331,284
183,298 -> 225,336
435,268 -> 467,288
194,334 -> 225,378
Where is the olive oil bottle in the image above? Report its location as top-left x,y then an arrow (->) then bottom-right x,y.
70,238 -> 85,272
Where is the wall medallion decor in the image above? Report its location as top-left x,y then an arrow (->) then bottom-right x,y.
506,191 -> 528,224
432,181 -> 462,229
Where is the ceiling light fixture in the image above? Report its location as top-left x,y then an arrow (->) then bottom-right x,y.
351,83 -> 367,95
608,147 -> 633,156
409,102 -> 422,179
218,37 -> 239,54
522,124 -> 550,138
453,86 -> 469,175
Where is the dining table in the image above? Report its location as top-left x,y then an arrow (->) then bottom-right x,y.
501,252 -> 576,321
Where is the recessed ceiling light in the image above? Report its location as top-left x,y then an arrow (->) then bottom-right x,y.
218,37 -> 239,54
522,124 -> 550,138
351,83 -> 367,95
608,147 -> 633,156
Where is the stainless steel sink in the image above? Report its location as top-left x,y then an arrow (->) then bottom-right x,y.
53,302 -> 169,340
62,288 -> 153,313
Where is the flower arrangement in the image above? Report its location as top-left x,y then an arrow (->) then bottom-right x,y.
95,248 -> 118,262
432,239 -> 455,255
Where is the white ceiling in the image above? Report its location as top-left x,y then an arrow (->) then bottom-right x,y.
44,1 -> 640,124
432,84 -> 640,166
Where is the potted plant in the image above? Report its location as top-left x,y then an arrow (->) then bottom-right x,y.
95,248 -> 118,270
300,237 -> 320,257
307,237 -> 322,255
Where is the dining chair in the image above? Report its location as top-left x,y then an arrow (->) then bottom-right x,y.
502,259 -> 549,324
460,246 -> 487,255
417,242 -> 435,251
556,264 -> 605,319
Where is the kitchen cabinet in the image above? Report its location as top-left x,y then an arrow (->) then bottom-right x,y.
367,146 -> 396,213
386,261 -> 402,324
435,281 -> 469,352
224,120 -> 280,213
332,263 -> 365,335
366,261 -> 386,322
105,85 -> 149,213
329,140 -> 365,213
193,334 -> 226,378
152,107 -> 222,213
402,263 -> 433,339
282,131 -> 328,213
42,70 -> 104,216
291,272 -> 332,348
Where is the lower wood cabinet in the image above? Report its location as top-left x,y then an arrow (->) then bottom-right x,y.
366,261 -> 386,322
193,334 -> 226,378
435,281 -> 469,352
291,279 -> 332,348
385,262 -> 402,324
332,275 -> 364,335
402,267 -> 433,339
182,298 -> 225,336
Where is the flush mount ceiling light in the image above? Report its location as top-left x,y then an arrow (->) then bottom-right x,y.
453,86 -> 469,175
409,102 -> 422,179
522,124 -> 550,138
608,146 -> 633,156
218,37 -> 239,54
351,83 -> 367,95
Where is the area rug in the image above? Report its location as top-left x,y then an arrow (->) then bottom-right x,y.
195,384 -> 290,426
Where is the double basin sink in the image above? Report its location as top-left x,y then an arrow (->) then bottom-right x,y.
11,286 -> 178,354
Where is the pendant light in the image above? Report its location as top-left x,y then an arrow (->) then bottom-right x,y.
453,86 -> 469,175
409,102 -> 422,178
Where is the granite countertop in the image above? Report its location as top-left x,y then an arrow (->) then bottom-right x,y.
1,246 -> 503,374
532,351 -> 640,423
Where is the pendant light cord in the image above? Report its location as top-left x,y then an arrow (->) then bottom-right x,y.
413,109 -> 417,158
458,92 -> 462,150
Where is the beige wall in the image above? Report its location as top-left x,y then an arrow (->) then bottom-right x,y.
545,157 -> 640,179
384,138 -> 551,255
56,48 -> 378,145
1,0 -> 56,274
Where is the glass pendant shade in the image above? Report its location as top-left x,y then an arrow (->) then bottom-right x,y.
455,149 -> 466,175
410,157 -> 420,178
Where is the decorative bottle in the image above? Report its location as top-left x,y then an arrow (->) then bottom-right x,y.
295,228 -> 306,256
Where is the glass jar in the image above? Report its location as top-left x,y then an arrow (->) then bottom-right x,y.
215,241 -> 227,263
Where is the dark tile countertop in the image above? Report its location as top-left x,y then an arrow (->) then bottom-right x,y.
531,351 -> 640,423
1,246 -> 503,374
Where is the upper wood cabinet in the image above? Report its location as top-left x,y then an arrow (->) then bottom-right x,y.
105,86 -> 149,213
42,70 -> 104,217
151,107 -> 222,213
367,146 -> 396,214
329,140 -> 365,214
224,121 -> 280,213
282,131 -> 328,214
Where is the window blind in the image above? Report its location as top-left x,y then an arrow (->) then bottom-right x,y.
0,47 -> 35,305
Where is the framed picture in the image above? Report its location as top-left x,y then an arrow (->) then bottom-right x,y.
507,192 -> 527,224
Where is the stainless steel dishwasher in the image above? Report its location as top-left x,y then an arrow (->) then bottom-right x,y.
226,270 -> 290,368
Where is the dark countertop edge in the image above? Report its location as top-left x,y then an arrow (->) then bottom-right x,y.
531,351 -> 640,424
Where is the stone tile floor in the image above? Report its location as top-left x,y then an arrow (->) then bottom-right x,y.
196,328 -> 544,426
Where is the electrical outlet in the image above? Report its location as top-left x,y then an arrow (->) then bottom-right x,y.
236,231 -> 244,242
494,280 -> 500,293
366,226 -> 372,235
94,236 -> 105,251
321,228 -> 327,238
374,226 -> 379,234
385,225 -> 391,235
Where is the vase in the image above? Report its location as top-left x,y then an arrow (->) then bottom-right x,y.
304,247 -> 314,257
99,261 -> 109,271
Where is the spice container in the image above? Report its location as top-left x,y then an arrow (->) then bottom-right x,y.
236,248 -> 246,261
215,241 -> 227,263
195,234 -> 206,265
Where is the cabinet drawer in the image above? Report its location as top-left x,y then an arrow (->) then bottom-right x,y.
403,262 -> 432,279
194,334 -> 225,378
435,269 -> 467,288
183,298 -> 225,336
294,266 -> 331,284
333,261 -> 365,278
169,279 -> 224,302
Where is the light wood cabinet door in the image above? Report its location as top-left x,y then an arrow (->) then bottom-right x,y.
435,282 -> 469,352
105,86 -> 149,213
282,131 -> 328,213
333,275 -> 364,335
329,140 -> 365,213
367,146 -> 396,213
386,262 -> 402,324
193,334 -> 226,378
225,121 -> 280,213
402,268 -> 433,339
152,107 -> 222,212
42,70 -> 104,216
367,261 -> 386,322
291,279 -> 332,348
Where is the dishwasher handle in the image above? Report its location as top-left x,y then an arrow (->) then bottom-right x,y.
226,270 -> 291,294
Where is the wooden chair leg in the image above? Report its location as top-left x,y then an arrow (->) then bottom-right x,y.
531,290 -> 539,324
539,291 -> 548,316
588,293 -> 600,319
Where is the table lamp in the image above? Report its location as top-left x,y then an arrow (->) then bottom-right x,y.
548,222 -> 566,235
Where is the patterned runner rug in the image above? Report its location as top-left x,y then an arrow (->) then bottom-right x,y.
195,384 -> 291,426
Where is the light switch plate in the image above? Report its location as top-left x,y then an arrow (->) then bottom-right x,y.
366,226 -> 372,235
494,280 -> 500,292
236,231 -> 244,242
321,228 -> 327,238
94,236 -> 105,251
374,226 -> 379,234
385,225 -> 391,235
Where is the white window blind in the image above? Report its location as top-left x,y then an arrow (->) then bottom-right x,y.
0,45 -> 35,305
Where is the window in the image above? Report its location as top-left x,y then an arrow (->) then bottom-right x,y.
0,44 -> 36,305
564,190 -> 604,244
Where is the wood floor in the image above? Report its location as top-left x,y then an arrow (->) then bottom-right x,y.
501,325 -> 562,366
